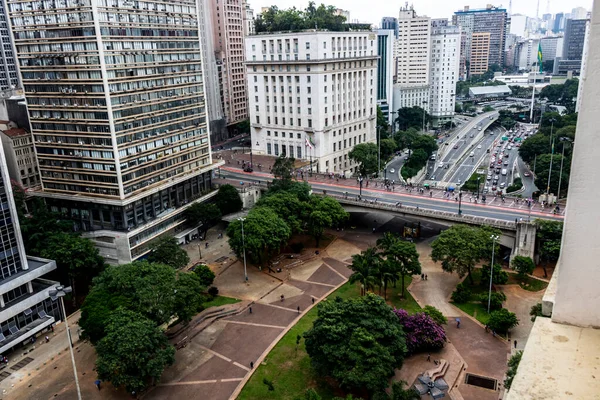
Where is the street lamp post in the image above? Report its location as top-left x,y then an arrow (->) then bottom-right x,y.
457,187 -> 463,216
49,286 -> 82,400
422,101 -> 428,133
487,235 -> 500,314
384,168 -> 387,183
238,218 -> 248,282
557,137 -> 573,200
377,126 -> 381,177
546,118 -> 556,194
358,175 -> 363,198
476,176 -> 481,199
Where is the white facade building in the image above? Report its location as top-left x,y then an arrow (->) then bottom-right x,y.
510,14 -> 528,37
245,31 -> 378,176
516,38 -> 541,70
244,3 -> 255,36
429,20 -> 460,127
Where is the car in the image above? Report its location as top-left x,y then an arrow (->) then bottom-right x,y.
438,162 -> 444,168
494,175 -> 500,180
477,144 -> 482,149
493,179 -> 498,185
504,161 -> 509,166
470,133 -> 474,138
445,142 -> 449,145
390,168 -> 395,173
492,185 -> 497,191
500,182 -> 506,189
505,153 -> 510,158
454,144 -> 459,149
524,172 -> 531,177
487,175 -> 492,180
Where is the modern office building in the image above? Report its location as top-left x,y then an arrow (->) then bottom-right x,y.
469,32 -> 491,76
540,36 -> 564,63
210,0 -> 249,127
0,134 -> 60,355
5,0 -> 222,264
458,31 -> 468,80
553,12 -> 564,32
510,14 -> 528,37
377,30 -> 394,125
429,20 -> 460,127
0,0 -> 19,96
453,5 -> 508,68
576,16 -> 590,112
245,31 -> 378,176
515,38 -> 541,71
381,17 -> 399,38
563,18 -> 588,61
571,6 -> 588,19
394,6 -> 431,113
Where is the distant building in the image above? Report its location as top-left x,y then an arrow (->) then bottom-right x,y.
458,31 -> 468,80
553,12 -> 564,32
469,32 -> 491,76
515,38 -> 541,71
429,20 -> 460,127
468,85 -> 512,99
0,123 -> 40,189
377,30 -> 395,125
244,3 -> 255,36
381,17 -> 399,38
334,8 -> 350,21
576,17 -> 590,112
563,19 -> 588,61
510,14 -> 528,37
571,7 -> 588,19
494,73 -> 550,88
0,0 -> 20,95
540,36 -> 564,63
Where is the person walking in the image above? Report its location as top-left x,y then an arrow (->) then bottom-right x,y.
249,307 -> 252,314
427,353 -> 431,362
514,340 -> 518,348
95,380 -> 101,391
280,294 -> 285,302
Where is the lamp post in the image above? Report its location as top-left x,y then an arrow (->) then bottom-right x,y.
487,235 -> 500,314
457,186 -> 463,216
358,175 -> 363,198
422,101 -> 428,133
377,126 -> 381,177
238,218 -> 248,282
546,118 -> 556,194
476,176 -> 481,199
49,286 -> 82,400
384,168 -> 387,183
557,137 -> 573,200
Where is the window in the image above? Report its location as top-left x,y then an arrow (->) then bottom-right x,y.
267,143 -> 272,155
333,143 -> 336,151
289,132 -> 293,138
306,42 -> 310,49
297,133 -> 301,139
297,146 -> 302,158
308,119 -> 312,128
274,144 -> 279,156
267,131 -> 271,136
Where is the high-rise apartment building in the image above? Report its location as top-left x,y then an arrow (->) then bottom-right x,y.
0,135 -> 60,355
453,5 -> 508,69
469,32 -> 491,76
393,7 -> 431,113
429,20 -> 460,127
210,0 -> 249,127
245,31 -> 378,176
377,30 -> 394,125
244,3 -> 255,36
381,17 -> 399,38
0,122 -> 40,189
0,0 -> 19,95
540,36 -> 564,63
458,32 -> 468,80
563,19 -> 588,60
5,0 -> 221,264
515,38 -> 541,70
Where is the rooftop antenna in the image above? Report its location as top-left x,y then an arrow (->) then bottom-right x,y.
546,0 -> 551,14
508,0 -> 512,15
536,0 -> 540,18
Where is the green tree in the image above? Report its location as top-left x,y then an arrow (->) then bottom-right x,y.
348,248 -> 381,296
173,272 -> 207,323
373,380 -> 420,400
512,256 -> 535,278
395,106 -> 429,131
380,138 -> 398,160
431,225 -> 488,284
302,388 -> 322,400
147,235 -> 190,270
504,351 -> 523,390
377,105 -> 390,137
307,196 -> 348,247
95,308 -> 175,393
226,207 -> 291,265
394,128 -> 418,151
536,220 -> 563,278
184,203 -> 222,236
214,184 -> 243,215
304,294 -> 407,396
423,305 -> 448,325
257,191 -> 308,233
478,292 -> 506,311
487,308 -> 519,334
272,154 -> 296,182
533,153 -> 569,195
18,200 -> 74,253
193,264 -> 215,287
480,263 -> 509,285
235,119 -> 250,133
377,232 -> 421,299
530,303 -> 544,322
518,134 -> 550,164
411,134 -> 438,157
266,180 -> 312,202
349,142 -> 379,176
482,105 -> 495,112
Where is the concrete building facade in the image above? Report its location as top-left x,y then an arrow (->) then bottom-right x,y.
245,31 -> 378,176
563,18 -> 589,61
5,0 -> 221,264
0,134 -> 60,355
469,32 -> 491,76
0,0 -> 19,95
429,20 -> 460,127
244,3 -> 255,36
539,36 -> 564,63
381,17 -> 399,38
515,38 -> 541,71
377,29 -> 394,125
210,0 -> 249,127
0,123 -> 40,189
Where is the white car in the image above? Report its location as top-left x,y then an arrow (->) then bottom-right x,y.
438,162 -> 444,168
477,145 -> 482,149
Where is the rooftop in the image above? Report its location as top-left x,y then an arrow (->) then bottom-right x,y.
1,128 -> 28,138
469,85 -> 512,95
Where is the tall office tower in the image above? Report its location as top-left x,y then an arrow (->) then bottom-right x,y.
515,38 -> 541,70
469,32 -> 491,76
571,7 -> 588,19
5,0 -> 221,264
453,5 -> 508,69
244,3 -> 255,36
563,19 -> 588,60
245,31 -> 378,176
458,31 -> 468,80
393,6 -> 431,113
575,19 -> 590,112
381,17 -> 399,38
539,36 -> 564,71
0,0 -> 19,95
510,14 -> 528,37
0,136 -> 60,355
377,29 -> 395,125
429,19 -> 460,127
210,0 -> 249,128
553,12 -> 564,32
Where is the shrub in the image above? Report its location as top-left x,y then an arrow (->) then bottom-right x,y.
530,303 -> 543,322
504,351 -> 523,390
512,256 -> 535,277
451,283 -> 472,303
488,308 -> 519,333
477,291 -> 507,311
394,309 -> 447,354
423,305 -> 448,325
193,264 -> 216,287
208,286 -> 219,297
480,264 -> 509,285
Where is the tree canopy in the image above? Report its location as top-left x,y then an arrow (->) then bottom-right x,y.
214,184 -> 243,215
377,232 -> 421,298
348,142 -> 379,176
394,107 -> 430,132
184,203 -> 222,235
272,154 -> 296,182
255,2 -> 349,33
304,294 -> 407,396
147,235 -> 190,270
307,196 -> 348,246
512,255 -> 535,277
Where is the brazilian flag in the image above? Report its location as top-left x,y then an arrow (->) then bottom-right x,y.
538,43 -> 543,73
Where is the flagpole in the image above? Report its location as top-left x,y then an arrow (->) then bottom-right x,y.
529,68 -> 537,122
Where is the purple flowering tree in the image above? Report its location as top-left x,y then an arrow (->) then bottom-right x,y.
394,309 -> 447,354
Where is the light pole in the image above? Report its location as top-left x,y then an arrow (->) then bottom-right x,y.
358,175 -> 363,198
422,101 -> 428,133
557,137 -> 573,200
238,218 -> 248,282
49,286 -> 82,400
487,235 -> 499,314
377,126 -> 381,177
546,118 -> 556,194
457,186 -> 463,216
476,176 -> 481,199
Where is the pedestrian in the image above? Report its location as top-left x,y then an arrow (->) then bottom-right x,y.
311,297 -> 315,304
51,325 -> 54,333
250,361 -> 254,369
297,306 -> 300,314
421,273 -> 425,280
280,294 -> 284,302
45,335 -> 49,343
425,274 -> 428,280
514,340 -> 517,348
427,353 -> 431,362
205,242 -> 209,248
456,319 -> 461,329
249,307 -> 252,314
95,380 -> 101,391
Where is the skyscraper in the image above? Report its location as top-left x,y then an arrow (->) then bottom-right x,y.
0,136 -> 60,355
453,5 -> 508,69
469,32 -> 491,76
0,0 -> 19,95
381,17 -> 399,38
5,0 -> 221,264
563,19 -> 588,60
553,12 -> 564,32
429,19 -> 460,127
377,30 -> 395,125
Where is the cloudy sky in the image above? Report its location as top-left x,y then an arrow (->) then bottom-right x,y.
252,0 -> 593,25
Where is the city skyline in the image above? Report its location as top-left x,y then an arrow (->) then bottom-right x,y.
253,0 -> 591,25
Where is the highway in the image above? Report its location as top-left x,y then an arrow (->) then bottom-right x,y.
219,168 -> 563,223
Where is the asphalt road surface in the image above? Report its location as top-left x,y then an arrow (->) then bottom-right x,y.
447,126 -> 503,185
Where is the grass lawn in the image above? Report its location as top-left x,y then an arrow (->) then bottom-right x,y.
203,295 -> 241,309
506,273 -> 548,292
238,277 -> 421,400
453,301 -> 491,326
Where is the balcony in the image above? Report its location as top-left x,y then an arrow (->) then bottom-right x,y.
0,257 -> 57,296
0,279 -> 59,323
0,314 -> 56,355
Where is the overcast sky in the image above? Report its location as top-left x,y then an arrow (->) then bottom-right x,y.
252,0 -> 593,25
